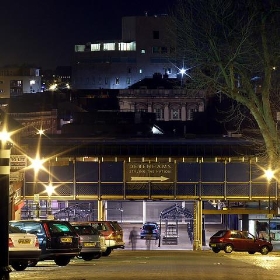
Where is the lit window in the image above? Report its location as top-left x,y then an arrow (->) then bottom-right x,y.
115,78 -> 119,84
141,49 -> 146,54
118,42 -> 136,51
103,43 -> 115,51
91,44 -> 101,51
139,69 -> 143,74
30,80 -> 35,85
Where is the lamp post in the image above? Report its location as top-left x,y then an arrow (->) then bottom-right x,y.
265,169 -> 274,242
0,130 -> 13,280
31,155 -> 44,219
46,183 -> 54,217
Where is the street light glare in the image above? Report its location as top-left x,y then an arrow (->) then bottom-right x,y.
0,130 -> 11,142
31,156 -> 44,173
265,169 -> 274,181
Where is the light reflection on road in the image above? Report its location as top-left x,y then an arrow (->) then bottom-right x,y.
226,253 -> 280,270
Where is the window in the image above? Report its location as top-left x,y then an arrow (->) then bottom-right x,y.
105,78 -> 108,84
115,78 -> 119,85
139,69 -> 143,74
126,78 -> 131,84
171,108 -> 181,120
91,43 -> 101,51
141,49 -> 146,54
161,46 -> 168,53
154,108 -> 164,120
118,42 -> 136,51
128,68 -> 131,73
153,30 -> 159,39
103,43 -> 115,51
152,46 -> 160,53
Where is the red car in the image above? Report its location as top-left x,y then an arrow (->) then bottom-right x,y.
209,230 -> 273,255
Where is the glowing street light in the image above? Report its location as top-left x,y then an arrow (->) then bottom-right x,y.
30,155 -> 45,218
264,168 -> 275,242
46,183 -> 54,216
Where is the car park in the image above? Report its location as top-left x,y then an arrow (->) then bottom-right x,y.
140,222 -> 160,240
209,229 -> 273,255
9,224 -> 41,271
9,220 -> 81,266
71,223 -> 102,261
89,221 -> 125,256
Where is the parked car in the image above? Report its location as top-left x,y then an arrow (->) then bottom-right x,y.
71,223 -> 102,261
9,224 -> 41,271
9,220 -> 81,266
209,229 -> 273,255
140,222 -> 160,240
89,221 -> 125,256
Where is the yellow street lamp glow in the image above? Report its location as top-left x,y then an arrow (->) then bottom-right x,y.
30,156 -> 44,173
0,130 -> 11,142
265,169 -> 274,181
46,184 -> 54,197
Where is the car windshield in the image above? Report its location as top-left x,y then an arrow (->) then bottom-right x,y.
48,222 -> 73,233
73,225 -> 98,235
143,225 -> 156,230
212,230 -> 227,237
9,225 -> 26,233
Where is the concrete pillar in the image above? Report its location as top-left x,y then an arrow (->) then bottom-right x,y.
97,200 -> 107,221
143,200 -> 147,223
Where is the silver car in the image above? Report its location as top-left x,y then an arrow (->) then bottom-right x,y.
71,223 -> 102,261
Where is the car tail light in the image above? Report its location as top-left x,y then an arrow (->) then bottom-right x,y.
8,238 -> 14,248
43,223 -> 51,238
35,237 -> 39,248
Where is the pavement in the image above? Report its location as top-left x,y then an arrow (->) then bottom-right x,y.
120,223 -> 280,251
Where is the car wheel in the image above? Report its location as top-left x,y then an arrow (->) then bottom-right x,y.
260,246 -> 269,255
248,251 -> 255,254
82,254 -> 94,261
92,252 -> 102,259
54,256 -> 71,266
212,248 -> 220,253
11,261 -> 28,271
224,244 -> 233,253
102,247 -> 112,256
28,260 -> 38,267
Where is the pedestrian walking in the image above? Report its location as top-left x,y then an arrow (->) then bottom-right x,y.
129,227 -> 138,250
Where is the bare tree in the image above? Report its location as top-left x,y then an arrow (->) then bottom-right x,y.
170,0 -> 280,168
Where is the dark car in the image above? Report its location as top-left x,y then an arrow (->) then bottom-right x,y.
9,220 -> 81,266
209,229 -> 273,255
89,221 -> 125,256
71,223 -> 102,261
140,222 -> 160,240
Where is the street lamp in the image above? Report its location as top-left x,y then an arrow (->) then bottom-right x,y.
265,168 -> 274,242
0,129 -> 13,280
30,155 -> 44,218
46,183 -> 54,217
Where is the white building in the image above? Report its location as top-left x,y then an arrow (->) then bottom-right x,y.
73,15 -> 179,90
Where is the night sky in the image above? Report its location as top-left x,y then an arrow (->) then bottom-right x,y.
0,0 -> 176,70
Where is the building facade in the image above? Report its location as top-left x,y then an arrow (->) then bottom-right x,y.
0,67 -> 41,98
73,15 -> 179,90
